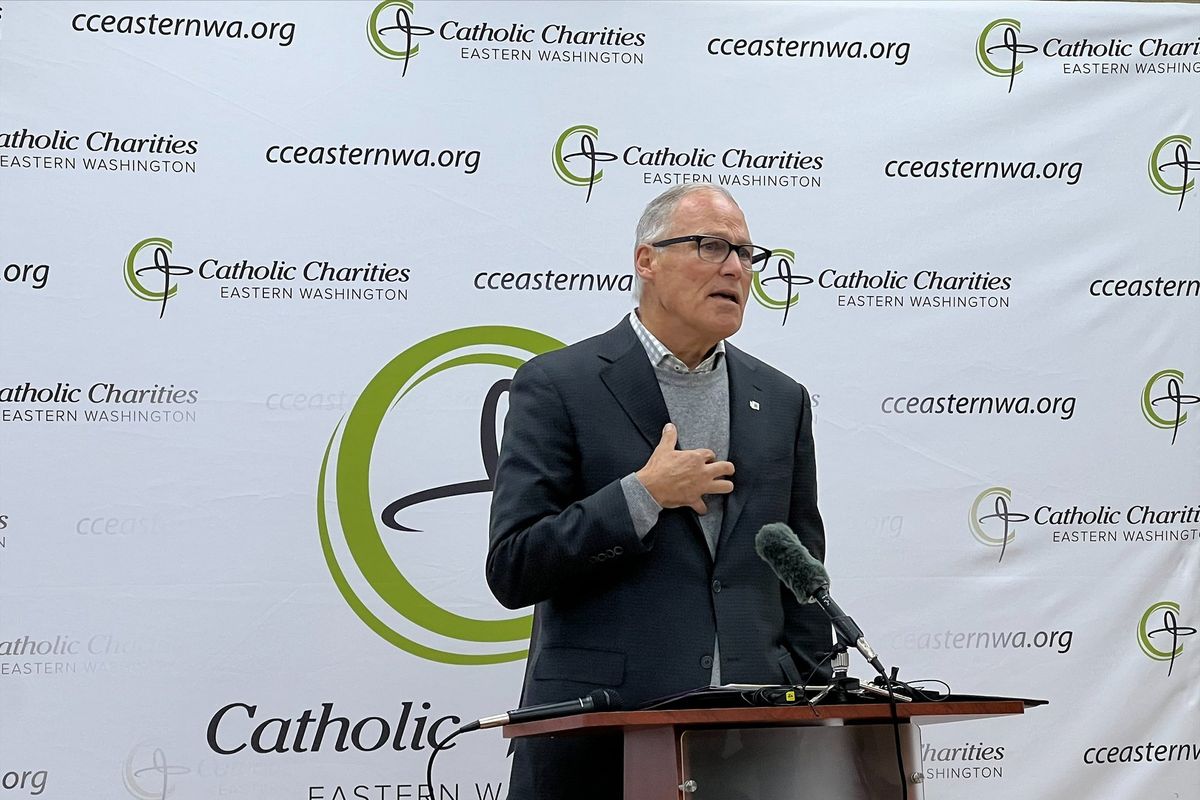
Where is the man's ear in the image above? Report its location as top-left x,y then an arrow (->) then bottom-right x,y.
634,243 -> 656,284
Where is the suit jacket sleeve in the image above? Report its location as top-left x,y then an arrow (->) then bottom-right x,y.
782,383 -> 831,671
486,357 -> 650,610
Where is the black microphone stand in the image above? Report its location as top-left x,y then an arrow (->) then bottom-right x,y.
807,643 -> 911,705
807,645 -> 858,704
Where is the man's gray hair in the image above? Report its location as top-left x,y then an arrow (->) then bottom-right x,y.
631,183 -> 739,301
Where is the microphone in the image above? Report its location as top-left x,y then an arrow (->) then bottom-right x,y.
461,688 -> 622,732
755,523 -> 887,677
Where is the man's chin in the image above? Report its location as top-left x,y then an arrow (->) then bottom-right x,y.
711,312 -> 745,341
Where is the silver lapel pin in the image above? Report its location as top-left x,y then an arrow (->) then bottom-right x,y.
749,400 -> 760,411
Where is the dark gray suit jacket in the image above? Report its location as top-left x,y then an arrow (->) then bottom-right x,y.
487,318 -> 826,799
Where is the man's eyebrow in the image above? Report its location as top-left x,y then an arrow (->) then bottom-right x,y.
698,231 -> 753,244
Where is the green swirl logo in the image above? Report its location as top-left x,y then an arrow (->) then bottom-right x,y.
124,236 -> 176,302
553,124 -> 617,203
1142,369 -> 1196,445
1138,601 -> 1194,676
976,19 -> 1034,93
124,237 -> 193,319
318,326 -> 566,664
1147,135 -> 1197,210
1143,369 -> 1187,428
367,0 -> 433,77
751,248 -> 808,325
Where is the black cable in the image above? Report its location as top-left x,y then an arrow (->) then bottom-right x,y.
797,647 -> 837,716
424,725 -> 469,800
741,686 -> 807,706
800,647 -> 837,688
736,647 -> 836,716
892,678 -> 952,701
884,667 -> 908,800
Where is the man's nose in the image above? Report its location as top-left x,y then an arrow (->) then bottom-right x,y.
717,249 -> 745,277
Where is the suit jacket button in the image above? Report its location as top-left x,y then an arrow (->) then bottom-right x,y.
700,655 -> 714,669
711,579 -> 722,594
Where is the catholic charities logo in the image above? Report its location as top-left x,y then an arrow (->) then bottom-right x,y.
367,0 -> 429,76
553,124 -> 615,203
125,237 -> 190,319
969,486 -> 1025,563
367,2 -> 646,75
975,18 -> 1200,91
1148,135 -> 1198,211
123,742 -> 189,800
318,326 -> 566,663
1142,369 -> 1197,445
124,238 -> 412,315
1138,601 -> 1196,677
751,248 -> 811,325
552,124 -> 824,202
976,19 -> 1034,93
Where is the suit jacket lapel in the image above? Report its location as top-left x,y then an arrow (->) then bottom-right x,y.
717,345 -> 762,557
597,319 -> 671,449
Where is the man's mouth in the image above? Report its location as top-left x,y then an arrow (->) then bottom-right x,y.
710,290 -> 741,305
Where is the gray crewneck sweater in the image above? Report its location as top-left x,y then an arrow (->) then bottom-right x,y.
618,313 -> 731,683
653,363 -> 729,557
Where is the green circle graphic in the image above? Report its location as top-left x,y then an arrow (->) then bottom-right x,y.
1138,601 -> 1183,661
368,0 -> 420,61
319,326 -> 566,664
124,237 -> 176,303
751,248 -> 801,310
976,18 -> 1024,78
553,124 -> 604,187
1147,135 -> 1195,197
1142,369 -> 1187,430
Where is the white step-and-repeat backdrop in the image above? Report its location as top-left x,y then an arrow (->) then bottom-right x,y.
2,1 -> 1197,798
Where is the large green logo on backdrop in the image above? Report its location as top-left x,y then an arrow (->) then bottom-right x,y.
318,326 -> 566,664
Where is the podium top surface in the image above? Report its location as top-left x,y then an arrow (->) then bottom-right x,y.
503,699 -> 1027,738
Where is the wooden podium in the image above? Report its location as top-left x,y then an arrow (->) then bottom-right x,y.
505,699 -> 1027,799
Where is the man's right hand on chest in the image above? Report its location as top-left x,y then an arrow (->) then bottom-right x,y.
636,423 -> 735,516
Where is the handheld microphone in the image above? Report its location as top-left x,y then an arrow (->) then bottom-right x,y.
461,688 -> 622,732
755,523 -> 887,677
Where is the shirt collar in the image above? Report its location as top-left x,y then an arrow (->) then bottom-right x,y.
628,311 -> 725,374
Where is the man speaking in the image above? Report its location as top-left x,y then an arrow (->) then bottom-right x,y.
487,184 -> 827,799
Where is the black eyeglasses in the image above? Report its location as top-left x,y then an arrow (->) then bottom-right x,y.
652,235 -> 773,272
